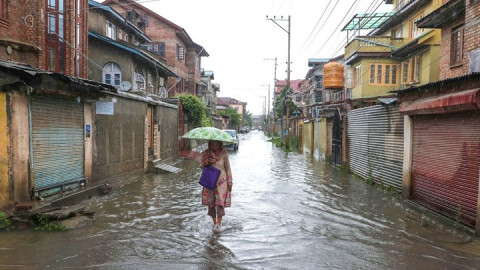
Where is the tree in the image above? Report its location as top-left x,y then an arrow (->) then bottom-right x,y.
274,86 -> 297,119
243,111 -> 253,126
178,94 -> 212,127
218,107 -> 241,127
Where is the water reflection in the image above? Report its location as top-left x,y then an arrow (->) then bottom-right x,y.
0,130 -> 480,269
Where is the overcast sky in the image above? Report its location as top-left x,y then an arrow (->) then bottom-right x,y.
143,0 -> 392,115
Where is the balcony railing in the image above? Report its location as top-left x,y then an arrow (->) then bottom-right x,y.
345,36 -> 405,60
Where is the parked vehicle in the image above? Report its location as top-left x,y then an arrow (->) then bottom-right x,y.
239,126 -> 249,133
223,129 -> 239,150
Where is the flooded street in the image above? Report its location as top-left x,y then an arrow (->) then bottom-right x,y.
2,131 -> 480,269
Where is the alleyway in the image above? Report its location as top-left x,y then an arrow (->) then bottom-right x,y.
1,131 -> 480,269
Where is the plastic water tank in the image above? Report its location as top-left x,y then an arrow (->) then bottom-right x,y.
323,62 -> 344,88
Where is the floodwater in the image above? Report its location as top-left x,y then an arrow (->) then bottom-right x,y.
1,131 -> 480,269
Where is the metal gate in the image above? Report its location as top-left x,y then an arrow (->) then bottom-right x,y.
412,112 -> 480,227
30,96 -> 85,197
332,110 -> 342,166
348,105 -> 404,190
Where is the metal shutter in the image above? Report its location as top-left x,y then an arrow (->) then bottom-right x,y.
348,105 -> 404,190
412,112 -> 480,227
30,96 -> 84,194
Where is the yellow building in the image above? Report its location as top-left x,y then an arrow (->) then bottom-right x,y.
344,0 -> 442,100
0,93 -> 8,206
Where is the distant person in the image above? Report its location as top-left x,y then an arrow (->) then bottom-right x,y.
200,140 -> 233,233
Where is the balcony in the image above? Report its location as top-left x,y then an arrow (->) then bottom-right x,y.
345,36 -> 405,64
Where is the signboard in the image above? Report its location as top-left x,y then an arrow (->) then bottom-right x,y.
95,101 -> 114,115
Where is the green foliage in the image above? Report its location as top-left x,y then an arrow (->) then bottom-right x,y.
178,94 -> 212,128
243,111 -> 253,126
274,86 -> 298,119
218,108 -> 241,127
0,212 -> 11,231
33,215 -> 66,231
289,135 -> 299,149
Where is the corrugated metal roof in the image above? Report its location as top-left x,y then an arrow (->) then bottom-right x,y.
342,12 -> 395,31
89,31 -> 178,78
89,0 -> 150,43
0,59 -> 116,93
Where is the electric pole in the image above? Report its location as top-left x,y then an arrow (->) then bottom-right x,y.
266,15 -> 291,149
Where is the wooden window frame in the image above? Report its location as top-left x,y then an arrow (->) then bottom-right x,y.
368,63 -> 399,86
450,24 -> 464,67
46,0 -> 66,73
401,54 -> 421,84
0,0 -> 8,22
177,44 -> 184,60
392,25 -> 403,38
353,65 -> 361,88
106,21 -> 116,40
409,12 -> 424,38
103,62 -> 121,87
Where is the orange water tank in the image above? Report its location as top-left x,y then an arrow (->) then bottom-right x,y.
323,62 -> 344,88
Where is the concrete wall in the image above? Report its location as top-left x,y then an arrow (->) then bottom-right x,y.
156,105 -> 179,161
84,103 -> 93,181
92,95 -> 146,181
8,92 -> 30,203
0,93 -> 8,205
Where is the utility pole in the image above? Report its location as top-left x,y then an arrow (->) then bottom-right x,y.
266,15 -> 291,148
263,57 -> 277,135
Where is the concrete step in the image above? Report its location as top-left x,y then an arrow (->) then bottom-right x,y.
154,163 -> 181,174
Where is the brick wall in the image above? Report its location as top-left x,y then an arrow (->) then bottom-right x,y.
0,0 -> 88,77
464,0 -> 480,72
439,14 -> 467,79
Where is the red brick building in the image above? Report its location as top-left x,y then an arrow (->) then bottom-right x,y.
396,0 -> 480,232
102,0 -> 209,97
0,0 -> 88,77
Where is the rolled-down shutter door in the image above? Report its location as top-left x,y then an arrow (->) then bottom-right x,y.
412,112 -> 480,227
348,105 -> 404,190
31,96 -> 84,193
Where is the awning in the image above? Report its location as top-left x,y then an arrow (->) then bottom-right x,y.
399,88 -> 480,115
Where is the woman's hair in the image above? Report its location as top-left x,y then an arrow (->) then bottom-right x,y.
208,140 -> 224,150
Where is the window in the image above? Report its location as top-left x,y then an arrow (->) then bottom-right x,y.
118,29 -> 129,42
401,54 -> 421,84
146,42 -> 165,57
195,56 -> 200,70
147,72 -> 154,94
103,63 -> 121,87
353,65 -> 361,88
177,44 -> 184,60
369,63 -> 398,85
410,13 -> 424,38
346,67 -> 353,88
73,0 -> 84,76
106,21 -> 116,39
46,0 -> 66,73
0,0 -> 8,20
450,25 -> 464,66
392,25 -> 403,38
134,68 -> 145,91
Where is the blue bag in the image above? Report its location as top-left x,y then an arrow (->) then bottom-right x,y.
199,165 -> 221,190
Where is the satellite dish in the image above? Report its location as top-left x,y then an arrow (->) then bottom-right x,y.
120,81 -> 132,92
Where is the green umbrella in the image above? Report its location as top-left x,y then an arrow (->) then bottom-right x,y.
182,127 -> 236,143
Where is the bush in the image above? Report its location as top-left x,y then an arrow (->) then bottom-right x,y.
178,95 -> 212,127
0,212 -> 11,231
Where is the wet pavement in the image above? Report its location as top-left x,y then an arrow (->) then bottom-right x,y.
1,131 -> 480,269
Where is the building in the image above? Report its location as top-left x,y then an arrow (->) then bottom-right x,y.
396,0 -> 480,232
102,0 -> 209,97
87,0 -> 180,180
0,0 -> 114,207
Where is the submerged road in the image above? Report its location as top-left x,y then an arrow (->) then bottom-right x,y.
1,130 -> 480,269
